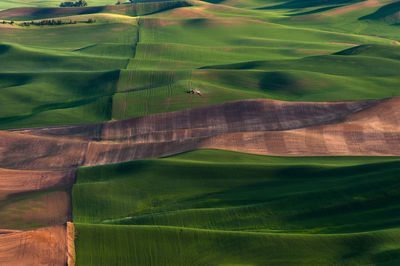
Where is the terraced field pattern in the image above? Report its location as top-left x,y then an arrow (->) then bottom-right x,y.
0,0 -> 400,265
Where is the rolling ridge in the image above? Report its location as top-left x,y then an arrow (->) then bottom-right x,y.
0,0 -> 399,265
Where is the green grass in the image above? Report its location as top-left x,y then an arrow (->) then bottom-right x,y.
0,0 -> 114,10
109,2 -> 400,117
0,16 -> 137,128
1,0 -> 400,263
0,1 -> 192,20
75,224 -> 400,266
0,70 -> 118,129
73,150 -> 400,265
0,0 -> 399,128
73,150 -> 400,233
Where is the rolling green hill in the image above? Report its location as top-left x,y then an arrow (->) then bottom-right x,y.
75,224 -> 400,266
73,150 -> 400,265
0,0 -> 113,10
1,0 -> 400,265
0,0 -> 400,128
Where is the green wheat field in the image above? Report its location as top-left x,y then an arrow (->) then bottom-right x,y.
0,0 -> 399,265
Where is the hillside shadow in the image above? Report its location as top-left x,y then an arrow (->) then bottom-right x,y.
201,0 -> 226,3
0,44 -> 11,55
256,0 -> 361,10
259,72 -> 303,96
359,2 -> 400,20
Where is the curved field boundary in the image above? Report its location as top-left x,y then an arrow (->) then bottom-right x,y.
1,97 -> 399,265
2,97 -> 400,170
8,97 -> 387,141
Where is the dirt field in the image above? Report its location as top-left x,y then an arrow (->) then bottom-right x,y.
0,225 -> 67,266
0,190 -> 71,229
4,97 -> 400,168
9,98 -> 385,141
0,169 -> 75,200
1,97 -> 399,264
0,131 -> 87,170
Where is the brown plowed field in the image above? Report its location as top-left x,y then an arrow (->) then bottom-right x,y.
0,225 -> 67,266
0,131 -> 87,170
1,97 -> 400,264
0,169 -> 75,200
0,190 -> 71,230
3,97 -> 400,169
9,98 -> 386,141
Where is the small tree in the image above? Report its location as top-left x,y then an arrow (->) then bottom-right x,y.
60,1 -> 74,7
78,0 -> 88,6
60,0 -> 88,7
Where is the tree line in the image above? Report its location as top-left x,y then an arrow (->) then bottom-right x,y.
60,0 -> 88,7
1,20 -> 15,25
18,18 -> 96,26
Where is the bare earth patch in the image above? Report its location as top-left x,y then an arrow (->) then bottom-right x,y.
0,169 -> 75,200
4,97 -> 399,167
0,225 -> 67,266
1,97 -> 400,264
0,190 -> 71,229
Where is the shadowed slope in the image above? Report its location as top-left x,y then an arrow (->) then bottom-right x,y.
360,1 -> 400,22
73,150 -> 400,265
335,44 -> 400,60
74,150 -> 400,233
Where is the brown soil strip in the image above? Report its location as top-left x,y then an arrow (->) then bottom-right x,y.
0,225 -> 67,266
0,169 -> 75,200
0,131 -> 87,170
3,97 -> 400,169
9,98 -> 385,142
0,190 -> 71,230
1,97 -> 399,264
